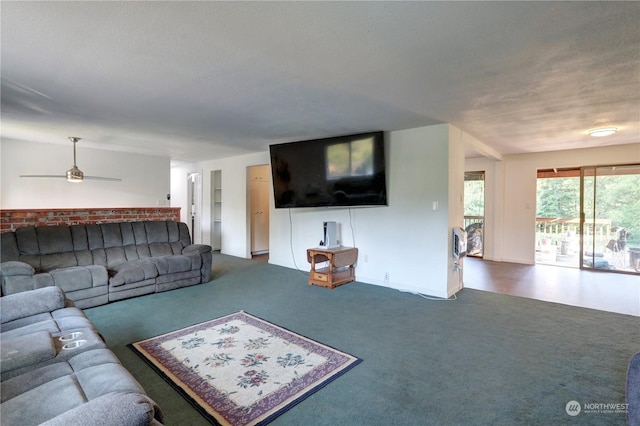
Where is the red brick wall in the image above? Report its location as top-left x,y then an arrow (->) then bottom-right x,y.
1,208 -> 181,233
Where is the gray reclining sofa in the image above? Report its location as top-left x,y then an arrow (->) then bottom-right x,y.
0,220 -> 212,308
1,286 -> 164,425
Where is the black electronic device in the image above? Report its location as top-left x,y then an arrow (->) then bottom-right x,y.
269,131 -> 387,208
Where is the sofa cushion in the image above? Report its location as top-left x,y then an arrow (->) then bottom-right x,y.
1,361 -> 73,403
40,392 -> 164,426
1,313 -> 56,337
70,225 -> 90,251
119,222 -> 136,246
150,255 -> 193,275
14,227 -> 40,256
136,243 -> 152,258
1,306 -> 95,340
37,226 -> 74,255
1,232 -> 19,262
109,261 -> 158,287
67,347 -> 122,370
50,266 -> 94,292
1,374 -> 86,426
40,252 -> 79,272
51,307 -> 96,331
76,363 -> 146,399
131,221 -> 148,244
0,348 -> 146,426
101,223 -> 124,248
149,243 -> 174,257
145,221 -> 169,244
105,247 -> 128,267
0,330 -> 56,375
86,224 -> 105,250
182,244 -> 212,256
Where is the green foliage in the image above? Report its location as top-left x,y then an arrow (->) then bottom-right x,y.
594,174 -> 640,245
537,173 -> 640,247
536,178 -> 580,219
464,180 -> 484,216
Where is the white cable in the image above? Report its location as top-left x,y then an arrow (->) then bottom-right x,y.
398,288 -> 458,301
288,208 -> 310,275
348,208 -> 356,247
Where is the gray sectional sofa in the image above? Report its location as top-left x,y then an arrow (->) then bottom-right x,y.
0,221 -> 212,308
1,286 -> 163,425
629,352 -> 640,425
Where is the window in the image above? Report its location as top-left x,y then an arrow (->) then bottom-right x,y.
326,137 -> 374,179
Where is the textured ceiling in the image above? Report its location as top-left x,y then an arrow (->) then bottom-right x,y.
1,1 -> 639,163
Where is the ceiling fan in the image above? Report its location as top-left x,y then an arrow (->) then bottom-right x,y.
20,137 -> 122,182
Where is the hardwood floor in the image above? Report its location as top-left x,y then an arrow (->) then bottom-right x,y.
251,253 -> 269,263
248,253 -> 637,316
463,257 -> 639,316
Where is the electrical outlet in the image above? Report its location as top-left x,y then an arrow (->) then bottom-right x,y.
384,272 -> 390,283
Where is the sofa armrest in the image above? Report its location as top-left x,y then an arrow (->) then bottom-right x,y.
628,352 -> 640,426
0,286 -> 67,324
0,261 -> 35,277
182,244 -> 212,255
1,261 -> 37,296
40,392 -> 164,426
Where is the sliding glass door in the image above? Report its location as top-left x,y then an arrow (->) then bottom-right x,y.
581,164 -> 640,274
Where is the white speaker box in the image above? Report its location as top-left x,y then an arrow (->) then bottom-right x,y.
323,221 -> 339,248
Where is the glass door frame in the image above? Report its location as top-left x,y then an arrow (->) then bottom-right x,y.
580,162 -> 640,275
464,170 -> 485,258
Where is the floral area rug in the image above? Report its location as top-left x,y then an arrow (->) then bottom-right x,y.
129,311 -> 361,425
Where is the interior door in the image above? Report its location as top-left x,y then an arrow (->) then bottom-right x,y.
249,165 -> 270,255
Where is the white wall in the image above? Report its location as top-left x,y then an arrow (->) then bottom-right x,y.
447,126 -> 473,296
466,143 -> 640,264
268,124 -> 467,298
1,138 -> 170,208
182,124 -> 469,298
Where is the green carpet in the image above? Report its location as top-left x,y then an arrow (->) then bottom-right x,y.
131,310 -> 361,425
85,254 -> 639,425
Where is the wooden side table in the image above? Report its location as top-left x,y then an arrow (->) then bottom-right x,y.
306,246 -> 358,289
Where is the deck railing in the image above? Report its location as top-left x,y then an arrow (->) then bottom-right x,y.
463,216 -> 614,253
535,217 -> 612,252
464,216 -> 484,230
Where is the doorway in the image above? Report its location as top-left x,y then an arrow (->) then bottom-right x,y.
187,172 -> 202,244
535,168 -> 581,268
536,164 -> 640,275
581,163 -> 640,274
464,171 -> 485,257
248,165 -> 270,258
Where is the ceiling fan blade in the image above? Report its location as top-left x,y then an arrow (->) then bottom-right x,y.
19,137 -> 122,183
20,174 -> 66,178
84,176 -> 122,182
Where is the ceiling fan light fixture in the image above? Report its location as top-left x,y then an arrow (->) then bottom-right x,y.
20,136 -> 121,182
588,127 -> 617,137
66,166 -> 84,182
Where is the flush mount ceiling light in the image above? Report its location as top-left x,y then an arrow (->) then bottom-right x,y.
588,127 -> 618,137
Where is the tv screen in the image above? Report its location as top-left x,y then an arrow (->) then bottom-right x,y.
269,131 -> 387,208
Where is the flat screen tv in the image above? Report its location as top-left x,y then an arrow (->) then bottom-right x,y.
269,131 -> 387,208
